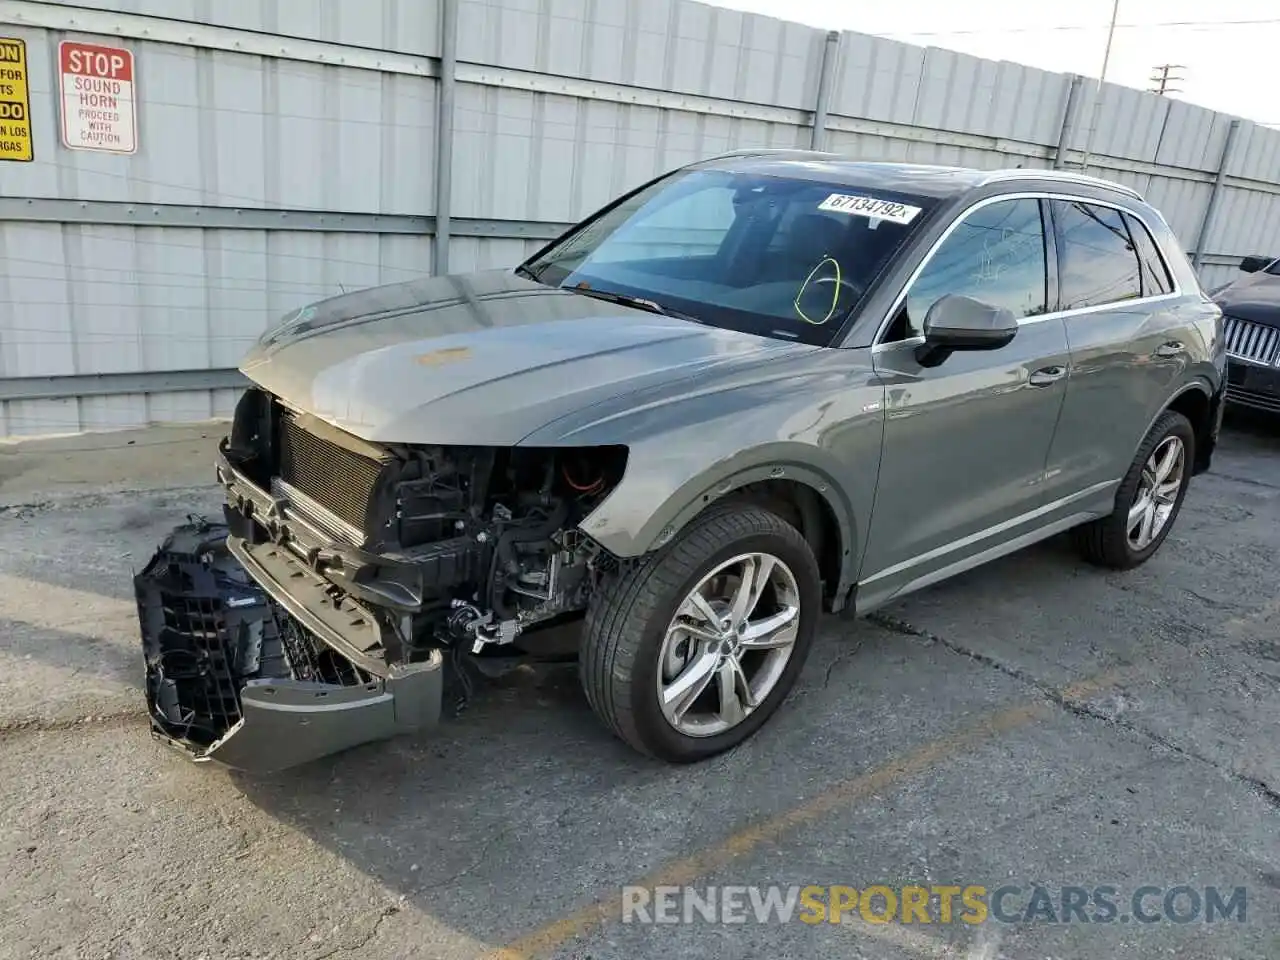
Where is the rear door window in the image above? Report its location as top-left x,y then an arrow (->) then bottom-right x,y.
1051,201 -> 1142,310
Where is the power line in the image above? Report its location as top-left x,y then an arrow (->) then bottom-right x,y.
1148,64 -> 1186,96
875,17 -> 1280,39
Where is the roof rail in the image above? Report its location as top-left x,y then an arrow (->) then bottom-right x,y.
702,147 -> 840,162
978,168 -> 1144,201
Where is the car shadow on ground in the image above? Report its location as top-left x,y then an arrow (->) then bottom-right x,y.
224,532 -> 1107,951
133,421 -> 1280,951
1222,406 -> 1280,440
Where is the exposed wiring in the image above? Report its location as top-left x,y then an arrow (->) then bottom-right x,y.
793,256 -> 843,326
561,461 -> 605,495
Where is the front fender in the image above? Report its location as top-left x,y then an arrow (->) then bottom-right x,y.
520,346 -> 887,596
591,444 -> 856,552
577,437 -> 871,607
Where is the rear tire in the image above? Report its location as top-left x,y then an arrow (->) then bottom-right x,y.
581,504 -> 820,762
1073,410 -> 1195,569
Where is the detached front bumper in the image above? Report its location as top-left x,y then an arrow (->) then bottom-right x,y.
161,666 -> 443,773
136,520 -> 443,774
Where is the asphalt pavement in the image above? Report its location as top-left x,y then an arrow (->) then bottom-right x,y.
1,414 -> 1278,959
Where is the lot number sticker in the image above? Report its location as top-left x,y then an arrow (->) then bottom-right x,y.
818,193 -> 922,225
59,40 -> 137,154
0,38 -> 33,162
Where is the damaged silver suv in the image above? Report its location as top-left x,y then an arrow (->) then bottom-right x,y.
144,150 -> 1225,772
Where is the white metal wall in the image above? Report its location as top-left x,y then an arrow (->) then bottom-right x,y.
2,0 -> 1279,437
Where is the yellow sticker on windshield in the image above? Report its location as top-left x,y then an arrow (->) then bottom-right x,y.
818,193 -> 922,224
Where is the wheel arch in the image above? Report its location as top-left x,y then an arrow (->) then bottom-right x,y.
1153,379 -> 1217,474
581,452 -> 860,613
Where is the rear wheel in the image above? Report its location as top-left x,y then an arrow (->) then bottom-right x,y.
581,504 -> 820,761
1073,410 -> 1194,569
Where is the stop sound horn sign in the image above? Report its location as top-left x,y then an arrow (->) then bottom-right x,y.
59,40 -> 137,154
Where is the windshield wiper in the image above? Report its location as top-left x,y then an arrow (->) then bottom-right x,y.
562,285 -> 701,323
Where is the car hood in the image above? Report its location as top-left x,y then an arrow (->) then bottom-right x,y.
1214,273 -> 1280,326
239,269 -> 818,445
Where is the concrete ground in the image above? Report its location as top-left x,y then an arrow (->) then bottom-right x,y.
1,414 -> 1278,960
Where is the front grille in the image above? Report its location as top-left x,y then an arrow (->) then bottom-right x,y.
1223,315 -> 1280,366
277,409 -> 384,532
1227,385 -> 1280,413
137,522 -> 284,747
137,520 -> 376,750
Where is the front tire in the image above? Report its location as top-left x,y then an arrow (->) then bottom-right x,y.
581,504 -> 820,762
1073,409 -> 1195,569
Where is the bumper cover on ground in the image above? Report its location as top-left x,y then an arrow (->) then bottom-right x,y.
136,520 -> 443,773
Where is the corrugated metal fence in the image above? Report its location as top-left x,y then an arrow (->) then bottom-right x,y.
2,0 -> 1279,437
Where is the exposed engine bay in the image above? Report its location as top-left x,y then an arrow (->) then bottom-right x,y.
219,386 -> 627,668
138,386 -> 632,770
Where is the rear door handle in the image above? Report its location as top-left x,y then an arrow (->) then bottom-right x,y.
1153,341 -> 1184,358
1029,365 -> 1066,386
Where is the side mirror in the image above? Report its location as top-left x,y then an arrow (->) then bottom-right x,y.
915,294 -> 1018,368
1239,255 -> 1274,274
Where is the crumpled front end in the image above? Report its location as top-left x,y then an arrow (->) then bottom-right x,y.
134,520 -> 443,773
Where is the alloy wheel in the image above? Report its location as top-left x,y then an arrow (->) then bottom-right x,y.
655,552 -> 801,737
1127,435 -> 1186,551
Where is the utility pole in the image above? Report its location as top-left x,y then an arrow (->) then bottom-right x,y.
1148,64 -> 1185,96
1079,0 -> 1121,174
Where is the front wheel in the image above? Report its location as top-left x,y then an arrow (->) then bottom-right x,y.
1073,409 -> 1195,569
580,504 -> 820,762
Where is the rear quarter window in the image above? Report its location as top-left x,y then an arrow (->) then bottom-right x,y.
1121,211 -> 1174,296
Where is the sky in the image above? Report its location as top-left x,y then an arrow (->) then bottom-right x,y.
703,0 -> 1279,128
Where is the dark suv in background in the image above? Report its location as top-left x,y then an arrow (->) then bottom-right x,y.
1215,255 -> 1280,412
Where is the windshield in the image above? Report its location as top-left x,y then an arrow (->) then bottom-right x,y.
520,168 -> 937,346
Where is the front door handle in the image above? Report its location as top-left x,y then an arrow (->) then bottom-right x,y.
1029,365 -> 1067,386
1153,340 -> 1184,358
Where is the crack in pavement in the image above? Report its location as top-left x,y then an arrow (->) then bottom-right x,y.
822,638 -> 864,689
305,903 -> 400,960
1206,470 -> 1280,493
0,708 -> 146,742
419,826 -> 514,890
867,610 -> 1280,813
867,611 -> 1094,710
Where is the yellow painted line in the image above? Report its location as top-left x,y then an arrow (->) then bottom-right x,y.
838,910 -> 990,959
483,665 -> 1136,960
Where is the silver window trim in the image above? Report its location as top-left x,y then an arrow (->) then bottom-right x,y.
870,190 -> 1184,352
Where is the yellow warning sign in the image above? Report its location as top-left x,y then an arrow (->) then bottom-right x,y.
0,37 -> 33,162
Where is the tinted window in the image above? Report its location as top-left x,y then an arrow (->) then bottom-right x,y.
522,169 -> 936,346
899,197 -> 1047,337
1053,201 -> 1142,310
1121,211 -> 1174,296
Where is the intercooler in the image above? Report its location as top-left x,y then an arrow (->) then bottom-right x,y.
275,407 -> 385,533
